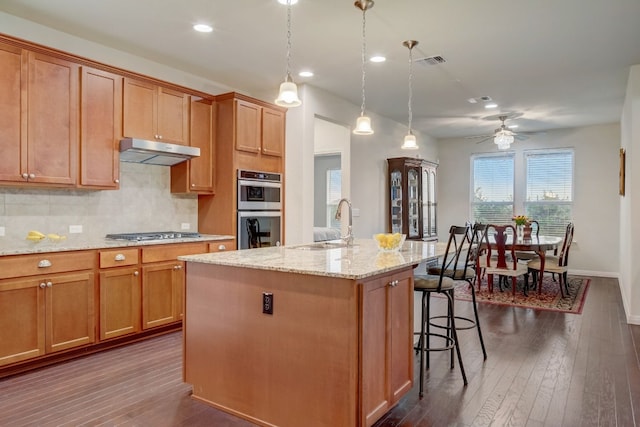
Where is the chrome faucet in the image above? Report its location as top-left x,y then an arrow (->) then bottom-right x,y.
335,198 -> 354,246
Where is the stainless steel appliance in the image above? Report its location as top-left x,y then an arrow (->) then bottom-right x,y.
237,169 -> 282,249
105,231 -> 201,241
119,138 -> 200,166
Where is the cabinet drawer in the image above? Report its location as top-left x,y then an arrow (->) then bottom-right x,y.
99,248 -> 139,268
0,251 -> 96,280
141,242 -> 209,263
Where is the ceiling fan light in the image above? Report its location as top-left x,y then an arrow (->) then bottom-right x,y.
401,133 -> 418,150
275,80 -> 302,107
497,141 -> 511,150
353,115 -> 374,135
494,131 -> 514,146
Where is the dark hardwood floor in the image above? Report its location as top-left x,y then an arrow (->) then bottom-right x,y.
0,276 -> 638,426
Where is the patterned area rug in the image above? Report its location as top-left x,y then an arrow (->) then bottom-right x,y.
453,275 -> 590,314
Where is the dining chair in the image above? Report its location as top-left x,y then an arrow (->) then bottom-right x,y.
414,225 -> 469,397
483,224 -> 530,299
515,220 -> 540,261
527,222 -> 575,298
427,222 -> 488,362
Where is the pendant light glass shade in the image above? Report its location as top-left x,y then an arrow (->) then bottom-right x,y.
275,0 -> 301,108
401,133 -> 418,150
401,40 -> 419,150
354,114 -> 374,134
353,0 -> 374,135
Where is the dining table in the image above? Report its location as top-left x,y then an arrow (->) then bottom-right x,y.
481,234 -> 563,294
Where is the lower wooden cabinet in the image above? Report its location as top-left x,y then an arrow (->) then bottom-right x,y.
99,267 -> 141,340
360,269 -> 414,426
0,271 -> 95,367
141,261 -> 184,328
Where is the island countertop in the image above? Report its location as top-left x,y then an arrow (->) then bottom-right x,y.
179,238 -> 446,279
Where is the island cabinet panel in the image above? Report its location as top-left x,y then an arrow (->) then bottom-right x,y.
185,264 -> 359,427
360,269 -> 414,426
79,66 -> 122,189
184,261 -> 416,427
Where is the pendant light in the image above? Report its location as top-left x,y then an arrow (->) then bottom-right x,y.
275,0 -> 302,107
401,40 -> 419,150
353,0 -> 374,135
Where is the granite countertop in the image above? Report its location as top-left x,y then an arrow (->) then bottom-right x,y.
0,234 -> 235,256
179,238 -> 447,280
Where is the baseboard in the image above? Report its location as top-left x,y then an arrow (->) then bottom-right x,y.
568,269 -> 618,278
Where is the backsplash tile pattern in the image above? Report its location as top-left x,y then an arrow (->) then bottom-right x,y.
0,163 -> 198,244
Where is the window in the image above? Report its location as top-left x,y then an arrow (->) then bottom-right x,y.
326,168 -> 342,228
471,153 -> 515,225
524,150 -> 573,236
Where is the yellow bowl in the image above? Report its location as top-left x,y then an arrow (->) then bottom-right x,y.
373,233 -> 406,252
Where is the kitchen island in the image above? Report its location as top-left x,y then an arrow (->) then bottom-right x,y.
179,239 -> 446,427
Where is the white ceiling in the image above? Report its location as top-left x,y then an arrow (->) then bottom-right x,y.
2,0 -> 640,139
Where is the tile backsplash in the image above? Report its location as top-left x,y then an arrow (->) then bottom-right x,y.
0,163 -> 198,242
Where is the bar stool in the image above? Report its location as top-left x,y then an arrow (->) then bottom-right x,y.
427,222 -> 488,362
414,225 -> 469,398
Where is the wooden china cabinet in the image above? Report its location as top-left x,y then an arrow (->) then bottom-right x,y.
387,157 -> 438,241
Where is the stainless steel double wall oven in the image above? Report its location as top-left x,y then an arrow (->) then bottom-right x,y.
237,169 -> 282,249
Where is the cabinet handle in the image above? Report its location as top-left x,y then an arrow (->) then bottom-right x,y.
133,271 -> 139,276
218,245 -> 226,251
38,259 -> 52,268
191,184 -> 195,187
29,173 -> 35,179
46,281 -> 52,288
22,173 -> 29,180
173,265 -> 183,270
388,279 -> 399,287
114,179 -> 120,184
39,282 -> 46,289
114,254 -> 126,261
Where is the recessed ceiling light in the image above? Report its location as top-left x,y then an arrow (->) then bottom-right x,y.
484,103 -> 498,109
278,0 -> 298,4
370,55 -> 386,63
193,24 -> 213,33
298,70 -> 314,77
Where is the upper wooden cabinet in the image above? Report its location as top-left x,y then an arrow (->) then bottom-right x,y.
80,67 -> 122,189
235,98 -> 285,158
171,98 -> 214,194
123,78 -> 190,145
0,41 -> 79,187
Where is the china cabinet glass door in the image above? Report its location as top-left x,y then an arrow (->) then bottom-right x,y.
390,170 -> 402,233
407,168 -> 420,238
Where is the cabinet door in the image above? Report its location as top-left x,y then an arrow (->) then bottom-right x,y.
80,66 -> 122,189
0,42 -> 27,183
0,278 -> 45,367
261,107 -> 285,157
142,261 -> 181,329
99,267 -> 141,340
123,78 -> 157,141
157,87 -> 189,145
235,99 -> 261,153
407,167 -> 421,239
46,271 -> 95,353
188,99 -> 214,192
361,269 -> 413,426
27,51 -> 78,185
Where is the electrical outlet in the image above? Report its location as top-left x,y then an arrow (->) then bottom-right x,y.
0,226 -> 5,236
181,223 -> 190,230
69,225 -> 83,233
352,208 -> 360,217
262,292 -> 273,315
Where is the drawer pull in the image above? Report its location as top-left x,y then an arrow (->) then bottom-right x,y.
39,282 -> 46,289
218,244 -> 226,251
38,259 -> 52,268
46,281 -> 52,288
114,254 -> 126,261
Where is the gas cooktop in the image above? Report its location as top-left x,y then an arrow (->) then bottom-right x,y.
105,231 -> 202,241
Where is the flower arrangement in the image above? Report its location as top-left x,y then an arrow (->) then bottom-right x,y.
512,215 -> 529,226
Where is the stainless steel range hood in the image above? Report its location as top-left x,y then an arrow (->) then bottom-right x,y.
119,138 -> 200,166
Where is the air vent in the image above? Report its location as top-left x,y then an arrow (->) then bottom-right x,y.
415,55 -> 446,66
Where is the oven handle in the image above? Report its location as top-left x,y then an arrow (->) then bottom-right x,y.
238,210 -> 282,218
238,179 -> 281,189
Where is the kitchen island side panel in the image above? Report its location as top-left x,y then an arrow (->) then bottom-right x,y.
184,262 -> 360,427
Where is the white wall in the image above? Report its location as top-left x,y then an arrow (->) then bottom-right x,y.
437,123 -> 620,276
620,65 -> 640,324
284,84 -> 439,245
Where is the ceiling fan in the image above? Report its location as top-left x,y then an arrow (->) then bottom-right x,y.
466,114 -> 542,149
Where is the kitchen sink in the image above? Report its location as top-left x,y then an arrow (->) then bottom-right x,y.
294,242 -> 355,250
